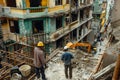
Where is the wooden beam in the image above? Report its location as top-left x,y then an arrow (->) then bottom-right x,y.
28,73 -> 36,80
88,53 -> 105,80
93,53 -> 105,73
112,54 -> 120,80
92,63 -> 115,79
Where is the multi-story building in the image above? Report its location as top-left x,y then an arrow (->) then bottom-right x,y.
0,0 -> 93,53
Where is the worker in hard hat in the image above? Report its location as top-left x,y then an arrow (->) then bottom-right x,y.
34,41 -> 47,80
61,46 -> 74,79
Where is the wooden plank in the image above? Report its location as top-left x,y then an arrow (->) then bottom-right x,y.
93,53 -> 105,73
92,63 -> 115,79
112,54 -> 120,80
28,73 -> 36,80
88,53 -> 105,80
46,49 -> 61,63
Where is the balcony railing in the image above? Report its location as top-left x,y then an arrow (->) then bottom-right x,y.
50,17 -> 93,41
3,6 -> 48,18
24,7 -> 48,13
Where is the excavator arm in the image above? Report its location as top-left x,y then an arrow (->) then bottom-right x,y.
66,42 -> 91,53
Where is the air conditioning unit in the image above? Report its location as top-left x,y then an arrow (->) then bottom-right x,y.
3,7 -> 11,14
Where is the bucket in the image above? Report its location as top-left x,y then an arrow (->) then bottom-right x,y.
19,65 -> 31,77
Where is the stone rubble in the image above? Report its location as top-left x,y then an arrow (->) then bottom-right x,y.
45,49 -> 98,80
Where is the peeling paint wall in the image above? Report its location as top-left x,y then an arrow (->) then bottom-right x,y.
16,0 -> 23,8
112,0 -> 120,22
1,20 -> 19,41
1,20 -> 10,40
48,0 -> 55,8
49,18 -> 56,33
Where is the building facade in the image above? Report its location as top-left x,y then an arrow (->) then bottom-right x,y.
0,0 -> 93,53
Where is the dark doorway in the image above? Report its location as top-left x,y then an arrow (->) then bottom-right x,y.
29,0 -> 42,7
55,0 -> 62,5
56,16 -> 62,29
71,11 -> 78,22
6,0 -> 16,7
56,37 -> 63,48
9,20 -> 20,33
80,9 -> 84,21
70,29 -> 77,41
32,20 -> 44,34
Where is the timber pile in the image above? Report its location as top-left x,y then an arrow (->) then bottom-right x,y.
0,62 -> 13,80
92,63 -> 115,80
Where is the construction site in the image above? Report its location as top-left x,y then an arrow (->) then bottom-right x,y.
0,0 -> 120,80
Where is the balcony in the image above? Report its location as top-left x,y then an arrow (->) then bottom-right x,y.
48,4 -> 70,17
3,7 -> 48,19
50,17 -> 93,42
71,3 -> 93,12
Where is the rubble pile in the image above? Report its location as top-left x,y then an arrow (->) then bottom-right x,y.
45,49 -> 98,80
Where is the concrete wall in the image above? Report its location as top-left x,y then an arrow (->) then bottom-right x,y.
111,0 -> 120,22
16,0 -> 23,8
1,20 -> 19,41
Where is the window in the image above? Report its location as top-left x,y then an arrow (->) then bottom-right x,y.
6,0 -> 16,7
65,14 -> 70,26
55,0 -> 62,5
9,20 -> 19,33
71,12 -> 78,22
56,37 -> 63,48
80,9 -> 84,21
29,0 -> 42,7
56,16 -> 63,29
1,19 -> 7,25
32,20 -> 44,34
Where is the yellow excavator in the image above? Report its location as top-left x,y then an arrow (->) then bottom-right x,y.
66,42 -> 91,53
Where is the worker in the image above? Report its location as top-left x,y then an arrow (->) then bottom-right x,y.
97,32 -> 102,45
34,41 -> 47,80
61,46 -> 74,79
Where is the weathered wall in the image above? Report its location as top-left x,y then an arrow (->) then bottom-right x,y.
0,0 -> 5,6
1,20 -> 19,41
49,18 -> 56,33
16,0 -> 23,8
112,0 -> 120,22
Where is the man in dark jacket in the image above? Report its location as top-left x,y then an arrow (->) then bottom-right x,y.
61,46 -> 74,79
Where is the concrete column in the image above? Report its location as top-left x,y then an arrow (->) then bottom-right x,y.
77,27 -> 79,41
78,8 -> 80,23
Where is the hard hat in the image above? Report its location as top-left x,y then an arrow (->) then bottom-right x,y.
37,41 -> 44,47
64,46 -> 68,50
93,48 -> 97,50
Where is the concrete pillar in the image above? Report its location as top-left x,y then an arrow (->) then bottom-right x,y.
77,27 -> 79,41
